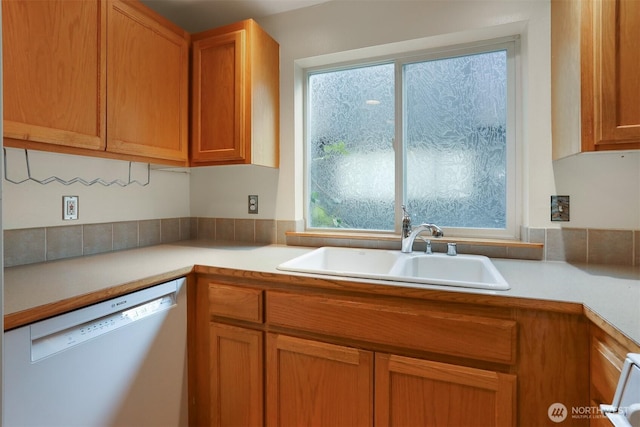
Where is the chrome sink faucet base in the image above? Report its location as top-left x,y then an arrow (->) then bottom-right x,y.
401,205 -> 444,253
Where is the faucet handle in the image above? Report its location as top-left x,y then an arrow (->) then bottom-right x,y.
447,242 -> 457,256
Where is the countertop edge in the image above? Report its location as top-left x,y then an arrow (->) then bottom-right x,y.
4,243 -> 639,347
4,267 -> 194,331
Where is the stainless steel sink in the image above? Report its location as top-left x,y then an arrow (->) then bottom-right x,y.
277,246 -> 510,291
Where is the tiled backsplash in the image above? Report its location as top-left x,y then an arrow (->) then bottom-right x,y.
3,219 -> 639,268
3,217 -> 300,267
523,226 -> 640,266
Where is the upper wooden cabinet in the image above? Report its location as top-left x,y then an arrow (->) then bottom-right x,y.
191,19 -> 280,167
2,0 -> 107,151
2,0 -> 190,166
107,0 -> 189,163
552,0 -> 640,159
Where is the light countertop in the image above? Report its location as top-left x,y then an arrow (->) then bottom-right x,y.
4,241 -> 639,345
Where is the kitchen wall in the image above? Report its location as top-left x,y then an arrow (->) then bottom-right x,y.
3,0 -> 639,235
249,0 -> 639,231
3,149 -> 190,229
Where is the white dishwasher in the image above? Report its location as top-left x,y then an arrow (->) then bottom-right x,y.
601,353 -> 640,427
3,277 -> 188,427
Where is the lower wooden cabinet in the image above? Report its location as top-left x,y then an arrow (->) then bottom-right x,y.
266,333 -> 373,427
194,276 -> 621,427
376,354 -> 516,427
265,333 -> 516,427
210,323 -> 263,427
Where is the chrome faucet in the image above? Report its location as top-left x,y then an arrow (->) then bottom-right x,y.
401,205 -> 444,253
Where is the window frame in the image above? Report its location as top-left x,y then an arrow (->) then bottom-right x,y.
303,36 -> 521,240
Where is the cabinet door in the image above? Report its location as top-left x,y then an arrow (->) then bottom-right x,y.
2,0 -> 106,151
586,0 -> 640,150
107,0 -> 189,163
191,28 -> 247,163
210,323 -> 263,427
598,0 -> 640,147
375,353 -> 516,427
266,333 -> 373,427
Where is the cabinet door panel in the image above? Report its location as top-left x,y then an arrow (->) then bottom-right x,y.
191,19 -> 279,167
598,0 -> 640,146
210,323 -> 263,427
191,30 -> 246,162
2,0 -> 106,150
375,353 -> 516,427
267,290 -> 517,365
107,0 -> 188,162
266,333 -> 373,427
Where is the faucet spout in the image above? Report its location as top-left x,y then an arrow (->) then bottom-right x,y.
401,223 -> 444,253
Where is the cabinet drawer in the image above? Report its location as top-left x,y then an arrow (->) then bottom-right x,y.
209,283 -> 263,323
267,291 -> 517,365
590,328 -> 625,405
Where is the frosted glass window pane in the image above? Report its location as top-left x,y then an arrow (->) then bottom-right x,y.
404,50 -> 507,229
308,64 -> 395,230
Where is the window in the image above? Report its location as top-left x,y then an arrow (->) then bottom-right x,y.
305,39 -> 518,238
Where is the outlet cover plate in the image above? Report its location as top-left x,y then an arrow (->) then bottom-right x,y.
248,195 -> 258,214
63,196 -> 79,220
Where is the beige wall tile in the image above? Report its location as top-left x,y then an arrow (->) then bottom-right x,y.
256,220 -> 276,244
546,228 -> 587,262
216,218 -> 235,241
235,219 -> 255,242
276,220 -> 299,245
197,217 -> 215,240
161,218 -> 181,243
83,223 -> 113,255
46,225 -> 82,261
4,228 -> 46,267
588,229 -> 633,265
114,221 -> 138,250
180,217 -> 196,240
139,220 -> 161,247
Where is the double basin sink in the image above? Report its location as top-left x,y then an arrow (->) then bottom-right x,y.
277,246 -> 509,291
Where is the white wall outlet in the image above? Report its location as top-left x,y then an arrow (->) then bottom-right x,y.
63,196 -> 79,220
248,195 -> 259,214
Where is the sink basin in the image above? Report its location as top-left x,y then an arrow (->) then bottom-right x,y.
388,252 -> 509,290
277,247 -> 509,291
277,246 -> 402,276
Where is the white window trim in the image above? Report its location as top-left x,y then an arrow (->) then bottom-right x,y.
303,36 -> 522,240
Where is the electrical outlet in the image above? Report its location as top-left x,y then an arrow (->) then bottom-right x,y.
63,196 -> 79,220
248,195 -> 259,214
551,195 -> 569,222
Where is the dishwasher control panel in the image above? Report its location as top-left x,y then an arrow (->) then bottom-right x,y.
30,282 -> 178,362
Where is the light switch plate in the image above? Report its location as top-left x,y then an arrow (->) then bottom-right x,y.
63,196 -> 79,220
551,195 -> 569,222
